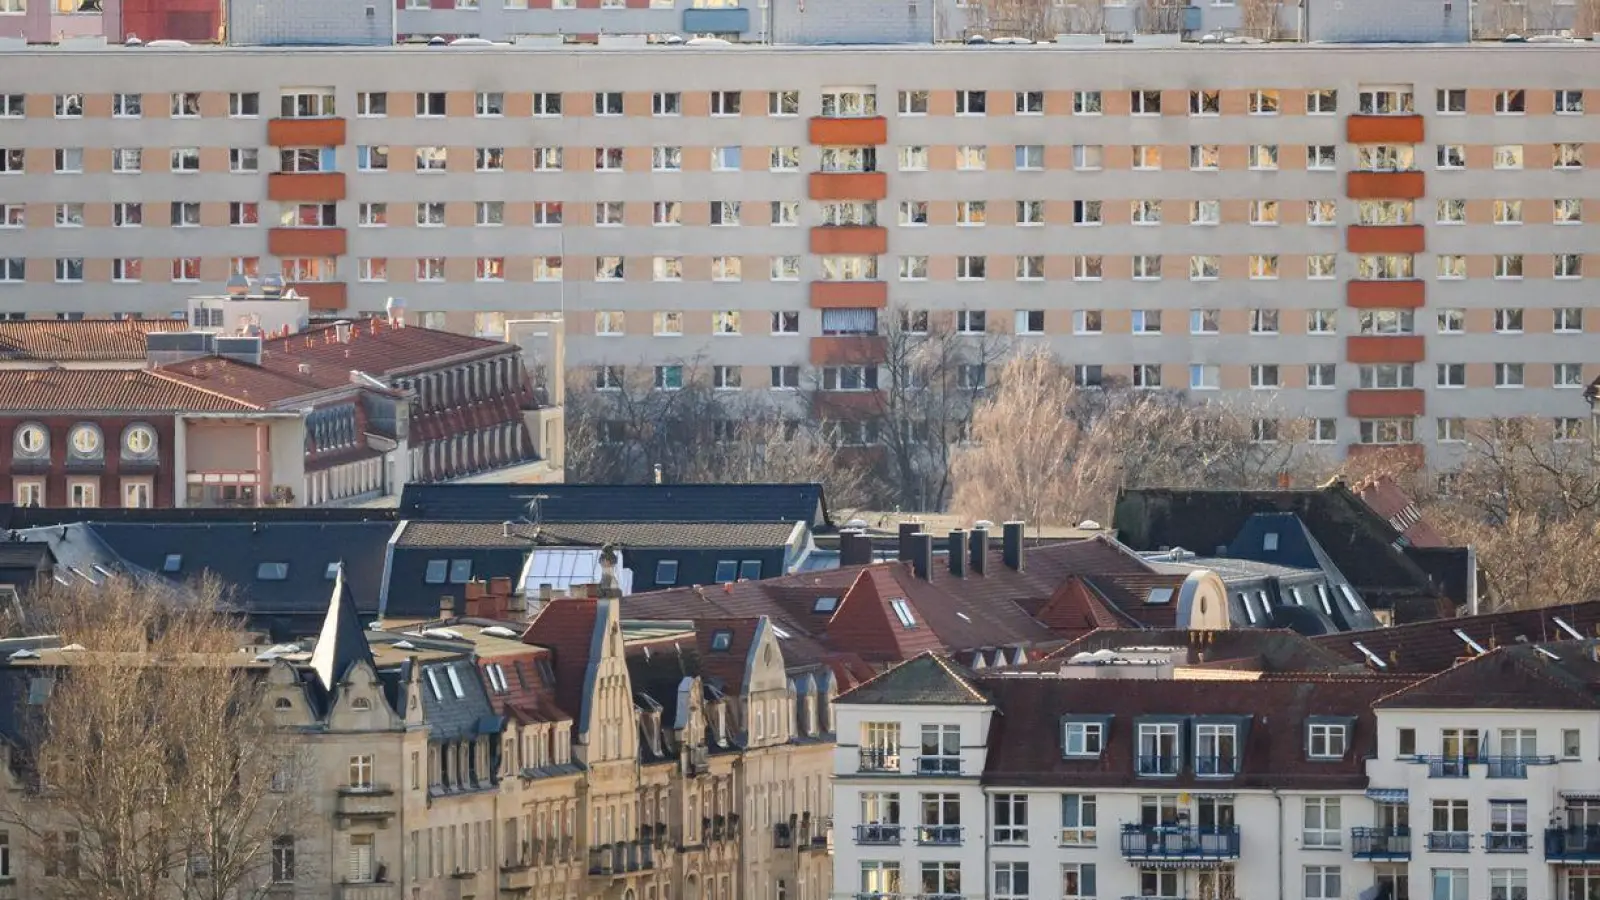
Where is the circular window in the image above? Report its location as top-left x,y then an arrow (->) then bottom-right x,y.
124,424 -> 155,456
16,424 -> 47,455
70,424 -> 101,456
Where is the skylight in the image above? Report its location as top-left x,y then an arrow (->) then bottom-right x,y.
163,554 -> 182,573
710,629 -> 734,652
739,560 -> 763,580
1146,588 -> 1174,605
1554,617 -> 1585,640
772,625 -> 792,640
1316,584 -> 1333,616
256,562 -> 289,581
1352,640 -> 1387,669
424,668 -> 442,700
812,596 -> 838,614
655,560 -> 679,586
424,559 -> 447,585
1239,593 -> 1257,624
448,559 -> 473,584
1338,583 -> 1361,612
714,561 -> 738,584
1289,587 -> 1304,606
1535,647 -> 1561,660
1454,629 -> 1487,655
888,597 -> 917,629
445,664 -> 465,698
1263,532 -> 1279,551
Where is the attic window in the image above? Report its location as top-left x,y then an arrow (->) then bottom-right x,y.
1315,584 -> 1333,616
1263,532 -> 1279,551
425,668 -> 443,700
772,625 -> 792,640
655,560 -> 679,586
1453,628 -> 1487,655
1337,583 -> 1361,612
352,697 -> 371,711
740,560 -> 762,580
1238,593 -> 1257,625
325,562 -> 341,580
1289,587 -> 1304,606
256,562 -> 289,581
710,630 -> 734,652
1308,722 -> 1347,759
1257,590 -> 1271,613
424,559 -> 448,585
714,561 -> 738,583
448,559 -> 473,584
445,665 -> 465,698
888,597 -> 917,629
812,596 -> 839,614
273,697 -> 292,710
486,663 -> 509,693
163,554 -> 183,573
1146,588 -> 1173,605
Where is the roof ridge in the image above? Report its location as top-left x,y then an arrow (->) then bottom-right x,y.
145,367 -> 267,410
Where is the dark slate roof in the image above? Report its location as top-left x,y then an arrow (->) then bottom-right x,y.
4,505 -> 397,527
1375,642 -> 1600,710
381,543 -> 529,619
397,482 -> 831,529
396,520 -> 800,549
310,567 -> 374,693
0,541 -> 53,573
85,521 -> 393,621
1312,600 -> 1600,674
837,652 -> 993,706
979,672 -> 1414,789
1043,628 -> 1366,673
415,656 -> 499,741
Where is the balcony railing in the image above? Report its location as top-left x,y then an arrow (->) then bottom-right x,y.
1194,754 -> 1239,777
854,824 -> 903,845
1546,826 -> 1600,861
1420,755 -> 1473,778
915,825 -> 963,845
858,748 -> 899,773
1351,827 -> 1411,860
1425,831 -> 1471,852
1485,755 -> 1556,778
1137,755 -> 1181,776
1120,824 -> 1241,860
1484,831 -> 1530,853
915,756 -> 963,776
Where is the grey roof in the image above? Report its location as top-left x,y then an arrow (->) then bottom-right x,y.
396,520 -> 800,549
397,482 -> 831,528
836,653 -> 993,706
417,656 -> 498,742
310,567 -> 374,693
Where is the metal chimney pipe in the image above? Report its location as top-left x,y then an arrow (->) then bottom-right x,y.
948,530 -> 967,577
970,527 -> 990,576
1002,521 -> 1025,571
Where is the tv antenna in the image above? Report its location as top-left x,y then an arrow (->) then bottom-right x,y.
512,493 -> 552,529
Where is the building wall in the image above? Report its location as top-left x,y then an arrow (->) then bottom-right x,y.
2,43 -> 1600,465
0,413 -> 175,507
230,0 -> 393,47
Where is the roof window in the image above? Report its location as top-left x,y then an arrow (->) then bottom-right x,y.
714,560 -> 738,583
710,629 -> 734,652
888,597 -> 917,628
424,559 -> 447,584
739,560 -> 762,580
1337,583 -> 1361,612
1263,532 -> 1279,551
163,553 -> 182,573
654,560 -> 679,585
812,595 -> 838,614
256,562 -> 289,581
1146,588 -> 1173,605
445,664 -> 465,698
448,559 -> 472,584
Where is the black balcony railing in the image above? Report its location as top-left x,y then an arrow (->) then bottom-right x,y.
1120,824 -> 1241,859
1351,826 -> 1411,860
854,824 -> 903,845
1194,754 -> 1239,777
1484,831 -> 1530,853
915,756 -> 962,776
1484,755 -> 1556,778
1420,755 -> 1474,778
858,748 -> 899,773
1137,755 -> 1181,776
915,825 -> 962,845
1546,826 -> 1600,861
1426,831 -> 1471,852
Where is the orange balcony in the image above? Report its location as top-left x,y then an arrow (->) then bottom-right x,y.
1348,389 -> 1425,418
291,282 -> 348,312
268,172 -> 346,202
810,281 -> 887,309
1346,225 -> 1425,254
809,172 -> 888,201
268,228 -> 347,257
1346,335 -> 1425,364
267,117 -> 348,147
1346,171 -> 1425,199
810,226 -> 888,256
1346,114 -> 1424,144
810,335 -> 887,366
1347,280 -> 1425,309
808,116 -> 888,146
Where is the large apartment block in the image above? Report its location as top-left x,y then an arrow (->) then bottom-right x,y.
1,42 -> 1598,463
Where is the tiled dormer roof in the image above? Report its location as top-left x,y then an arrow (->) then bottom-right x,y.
0,319 -> 189,362
260,322 -> 512,390
1312,600 -> 1600,674
836,651 -> 992,706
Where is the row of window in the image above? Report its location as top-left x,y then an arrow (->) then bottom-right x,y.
24,87 -> 1582,120
12,476 -> 155,509
11,421 -> 157,459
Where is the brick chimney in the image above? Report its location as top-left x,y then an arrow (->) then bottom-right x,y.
464,579 -> 515,620
438,594 -> 456,618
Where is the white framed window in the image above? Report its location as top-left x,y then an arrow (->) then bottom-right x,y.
1494,145 -> 1524,170
1303,797 -> 1342,847
1308,364 -> 1336,389
1073,90 -> 1102,114
1131,89 -> 1161,115
1305,866 -> 1342,900
1249,144 -> 1279,170
1190,365 -> 1219,391
993,862 -> 1029,900
1189,256 -> 1219,281
898,90 -> 928,115
955,90 -> 987,115
1496,363 -> 1525,388
1074,144 -> 1103,170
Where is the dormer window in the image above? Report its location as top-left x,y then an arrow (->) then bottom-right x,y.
448,559 -> 473,584
1062,719 -> 1105,757
740,560 -> 762,580
655,560 -> 679,586
1308,721 -> 1349,759
256,562 -> 289,581
274,697 -> 292,710
710,630 -> 733,652
352,697 -> 371,711
1263,532 -> 1279,551
163,554 -> 182,573
1195,722 -> 1238,776
812,596 -> 838,614
485,663 -> 509,693
714,560 -> 738,583
424,559 -> 448,584
1146,588 -> 1173,605
888,598 -> 917,629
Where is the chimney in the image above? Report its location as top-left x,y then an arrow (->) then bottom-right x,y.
911,532 -> 934,581
481,576 -> 514,620
839,530 -> 872,568
1002,521 -> 1025,571
438,594 -> 456,618
970,526 -> 990,576
463,580 -> 487,617
897,522 -> 923,562
334,320 -> 352,344
948,530 -> 967,577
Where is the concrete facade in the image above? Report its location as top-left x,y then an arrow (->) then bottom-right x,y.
1,42 -> 1599,464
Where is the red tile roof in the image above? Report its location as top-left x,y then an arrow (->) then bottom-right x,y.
1375,643 -> 1600,710
1034,577 -> 1138,637
1312,600 -> 1600,673
826,567 -> 947,663
154,355 -> 338,406
260,321 -> 511,390
0,319 -> 189,362
521,598 -> 605,722
0,369 -> 261,413
1356,476 -> 1450,548
695,617 -> 764,691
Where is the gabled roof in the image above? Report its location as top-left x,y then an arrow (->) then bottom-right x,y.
1043,627 -> 1365,673
826,567 -> 947,663
836,652 -> 992,706
1033,576 -> 1137,637
260,321 -> 512,389
694,616 -> 766,694
398,482 -> 830,528
0,319 -> 189,362
310,566 -> 374,693
1376,643 -> 1600,710
0,369 -> 262,413
521,597 -> 607,727
1313,600 -> 1600,674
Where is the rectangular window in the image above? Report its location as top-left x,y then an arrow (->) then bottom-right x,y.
955,90 -> 987,115
993,862 -> 1029,900
1305,866 -> 1343,900
1304,798 -> 1342,847
994,794 -> 1028,844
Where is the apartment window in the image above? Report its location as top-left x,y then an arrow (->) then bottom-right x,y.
532,92 -> 561,116
1492,89 -> 1526,114
770,366 -> 800,390
414,258 -> 444,282
1250,364 -> 1280,389
0,149 -> 22,174
1075,256 -> 1103,281
357,203 -> 386,227
898,145 -> 928,171
1358,255 -> 1414,280
1190,144 -> 1219,170
358,258 -> 387,283
1192,200 -> 1220,225
1307,255 -> 1337,280
1190,365 -> 1219,391
357,145 -> 388,171
957,256 -> 986,281
475,201 -> 505,227
768,90 -> 799,116
1307,88 -> 1337,113
1249,144 -> 1279,170
1191,89 -> 1220,115
354,92 -> 385,117
653,366 -> 685,392
54,93 -> 83,117
595,201 -> 623,226
956,200 -> 986,226
1073,200 -> 1102,225
1133,310 -> 1162,334
771,201 -> 799,225
993,862 -> 1029,900
171,91 -> 200,117
1307,145 -> 1336,169
1306,866 -> 1343,900
710,90 -> 741,116
1358,86 -> 1414,114
1015,200 -> 1044,225
1496,363 -> 1524,388
55,147 -> 88,173
955,90 -> 987,115
593,91 -> 623,116
1359,364 -> 1415,389
1190,256 -> 1219,281
112,258 -> 142,282
896,255 -> 927,281
898,90 -> 927,114
652,257 -> 683,282
0,259 -> 22,282
415,202 -> 445,227
1131,89 -> 1161,114
954,310 -> 987,335
1436,88 -> 1466,113
1556,417 -> 1587,442
475,147 -> 506,172
1015,144 -> 1044,170
1302,797 -> 1342,847
1133,200 -> 1161,225
594,311 -> 625,336
1250,200 -> 1279,225
1437,418 -> 1466,443
1437,145 -> 1466,169
1073,90 -> 1102,114
1307,200 -> 1337,226
1360,310 -> 1414,335
1437,256 -> 1466,279
1074,145 -> 1103,170
54,203 -> 82,228
1016,256 -> 1045,281
1189,308 -> 1219,334
1358,145 -> 1415,172
1132,255 -> 1162,280
475,258 -> 505,282
1308,364 -> 1336,389
1495,145 -> 1524,169
55,258 -> 84,283
712,257 -> 742,282
820,89 -> 876,116
1250,309 -> 1280,335
823,366 -> 876,391
991,794 -> 1029,844
415,147 -> 447,172
1556,253 -> 1583,279
1556,363 -> 1585,389
1556,198 -> 1583,223
110,147 -> 141,173
1555,143 -> 1584,169
1015,90 -> 1044,114
1494,199 -> 1523,224
653,201 -> 682,226
1437,364 -> 1464,389
956,145 -> 986,170
1132,364 -> 1161,390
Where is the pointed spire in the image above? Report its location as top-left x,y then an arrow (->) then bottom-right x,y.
310,563 -> 374,694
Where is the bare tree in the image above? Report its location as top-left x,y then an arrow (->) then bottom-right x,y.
1238,0 -> 1283,37
970,0 -> 1065,39
2,577 -> 313,900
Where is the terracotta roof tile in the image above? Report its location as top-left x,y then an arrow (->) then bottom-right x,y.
1375,643 -> 1600,710
0,369 -> 260,413
0,319 -> 189,362
521,598 -> 604,721
261,322 -> 510,389
155,355 -> 335,406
